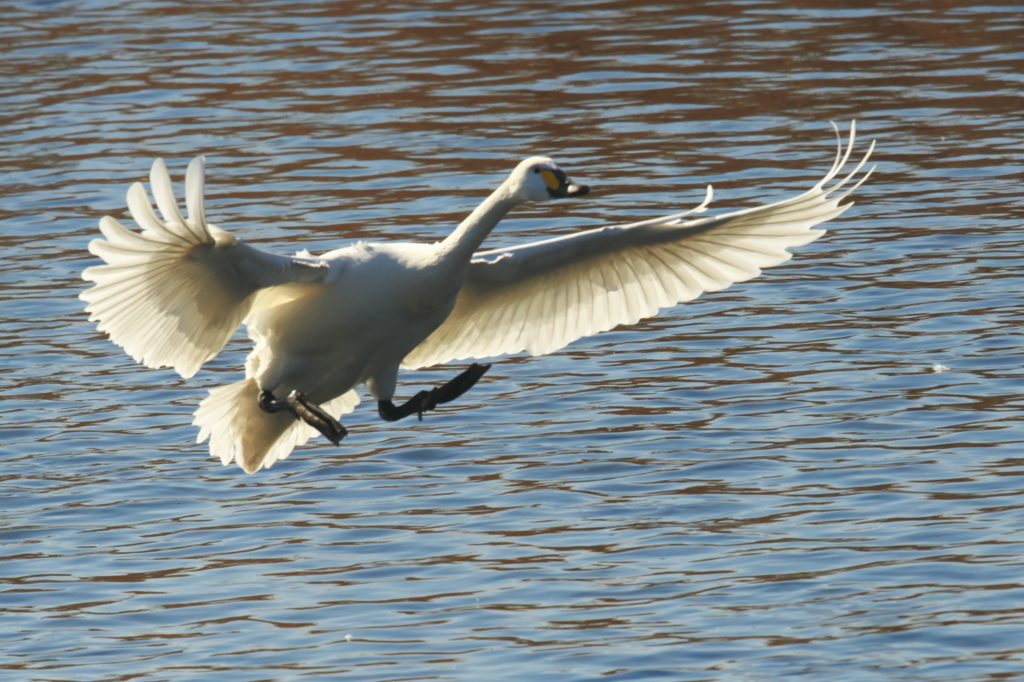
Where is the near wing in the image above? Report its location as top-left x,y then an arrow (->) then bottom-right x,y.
403,123 -> 874,370
81,157 -> 331,378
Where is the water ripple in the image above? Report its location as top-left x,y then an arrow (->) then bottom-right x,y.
4,1 -> 1024,680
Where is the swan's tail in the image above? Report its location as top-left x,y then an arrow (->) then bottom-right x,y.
80,157 -> 256,379
193,378 -> 361,473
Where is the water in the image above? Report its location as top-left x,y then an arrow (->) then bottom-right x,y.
3,1 -> 1024,680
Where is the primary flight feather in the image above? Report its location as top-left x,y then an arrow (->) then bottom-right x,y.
81,122 -> 874,473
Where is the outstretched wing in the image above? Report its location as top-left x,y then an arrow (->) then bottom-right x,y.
81,157 -> 331,378
403,123 -> 874,370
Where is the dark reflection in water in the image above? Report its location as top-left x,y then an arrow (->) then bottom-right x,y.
3,1 -> 1024,680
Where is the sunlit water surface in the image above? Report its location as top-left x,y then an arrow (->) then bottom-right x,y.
3,2 -> 1024,680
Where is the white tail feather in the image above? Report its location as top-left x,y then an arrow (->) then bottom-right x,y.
193,378 -> 360,473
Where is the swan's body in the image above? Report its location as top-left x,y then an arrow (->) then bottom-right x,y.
247,241 -> 459,404
82,123 -> 874,473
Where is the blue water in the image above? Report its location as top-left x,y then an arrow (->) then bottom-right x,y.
3,1 -> 1024,680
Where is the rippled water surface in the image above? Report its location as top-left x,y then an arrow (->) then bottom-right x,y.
4,1 -> 1024,680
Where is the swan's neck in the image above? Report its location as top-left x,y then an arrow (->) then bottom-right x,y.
438,180 -> 521,262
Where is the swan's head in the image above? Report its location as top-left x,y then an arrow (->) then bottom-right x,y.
509,156 -> 590,202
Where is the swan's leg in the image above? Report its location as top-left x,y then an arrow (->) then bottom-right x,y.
378,363 -> 491,422
259,389 -> 347,445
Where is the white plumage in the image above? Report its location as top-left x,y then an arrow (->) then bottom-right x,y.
81,122 -> 874,473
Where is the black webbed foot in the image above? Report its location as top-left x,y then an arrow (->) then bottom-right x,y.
432,362 -> 491,404
258,389 -> 347,445
287,391 -> 347,445
378,363 -> 491,423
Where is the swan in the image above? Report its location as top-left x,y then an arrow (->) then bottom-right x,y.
81,122 -> 874,473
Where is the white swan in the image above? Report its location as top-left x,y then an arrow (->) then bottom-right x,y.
81,122 -> 874,473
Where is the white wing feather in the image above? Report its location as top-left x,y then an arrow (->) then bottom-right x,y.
404,123 -> 875,369
81,157 -> 331,378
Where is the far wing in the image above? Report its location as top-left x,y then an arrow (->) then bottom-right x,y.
403,123 -> 874,370
81,157 -> 331,378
